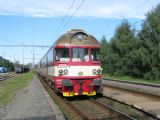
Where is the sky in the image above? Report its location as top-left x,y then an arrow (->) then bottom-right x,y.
0,0 -> 160,65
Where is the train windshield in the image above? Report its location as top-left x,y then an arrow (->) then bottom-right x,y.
72,48 -> 88,61
91,49 -> 100,61
56,48 -> 69,62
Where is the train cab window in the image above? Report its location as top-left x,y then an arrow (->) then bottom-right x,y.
72,48 -> 88,61
56,48 -> 69,62
91,49 -> 100,61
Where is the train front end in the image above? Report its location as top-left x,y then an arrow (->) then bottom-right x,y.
54,29 -> 102,97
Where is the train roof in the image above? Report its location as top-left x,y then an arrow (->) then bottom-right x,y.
39,29 -> 100,64
53,29 -> 100,47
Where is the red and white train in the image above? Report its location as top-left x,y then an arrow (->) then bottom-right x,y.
37,29 -> 102,97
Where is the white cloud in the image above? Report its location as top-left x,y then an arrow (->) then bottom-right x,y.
0,0 -> 159,18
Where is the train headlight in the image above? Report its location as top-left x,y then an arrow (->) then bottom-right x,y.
97,69 -> 102,74
59,69 -> 63,74
92,69 -> 97,75
64,69 -> 68,74
92,69 -> 102,75
76,33 -> 84,41
59,69 -> 68,75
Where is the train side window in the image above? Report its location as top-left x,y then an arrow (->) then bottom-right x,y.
91,49 -> 100,61
56,48 -> 69,62
47,49 -> 53,65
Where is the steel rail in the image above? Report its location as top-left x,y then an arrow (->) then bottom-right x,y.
62,98 -> 89,120
89,97 -> 137,120
39,74 -> 136,120
0,76 -> 14,81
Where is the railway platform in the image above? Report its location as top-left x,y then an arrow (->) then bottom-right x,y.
0,76 -> 65,120
103,79 -> 160,96
103,79 -> 160,119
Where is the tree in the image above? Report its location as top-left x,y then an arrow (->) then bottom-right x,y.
100,36 -> 109,73
138,4 -> 160,80
108,20 -> 139,76
0,56 -> 14,71
100,4 -> 160,80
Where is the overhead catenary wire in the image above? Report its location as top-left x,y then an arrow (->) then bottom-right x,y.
56,0 -> 84,37
3,39 -> 21,44
55,0 -> 77,34
104,0 -> 150,37
49,0 -> 77,45
0,44 -> 50,48
121,0 -> 150,18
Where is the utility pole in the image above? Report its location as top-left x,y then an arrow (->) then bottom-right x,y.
33,24 -> 35,69
22,43 -> 24,73
13,55 -> 16,72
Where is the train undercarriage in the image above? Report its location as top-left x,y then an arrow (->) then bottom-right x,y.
37,73 -> 103,97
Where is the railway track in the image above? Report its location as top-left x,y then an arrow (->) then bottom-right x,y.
0,75 -> 14,81
38,75 -> 156,120
103,78 -> 160,97
93,97 -> 156,120
102,79 -> 160,119
69,97 -> 136,120
41,80 -> 136,120
67,97 -> 136,120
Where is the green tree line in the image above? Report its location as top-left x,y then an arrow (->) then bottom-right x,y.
100,4 -> 160,80
0,56 -> 14,71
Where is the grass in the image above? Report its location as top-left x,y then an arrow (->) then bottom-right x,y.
0,72 -> 33,106
102,73 -> 160,84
